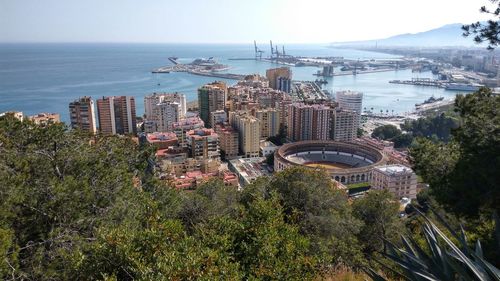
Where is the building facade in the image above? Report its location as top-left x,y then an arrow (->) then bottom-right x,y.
210,110 -> 228,128
144,92 -> 186,120
198,81 -> 227,127
254,108 -> 280,139
371,164 -> 418,199
335,90 -> 363,127
266,67 -> 292,90
29,113 -> 60,126
330,109 -> 357,142
155,101 -> 181,132
69,96 -> 97,133
229,111 -> 261,158
287,103 -> 332,142
215,123 -> 239,159
96,96 -> 137,135
186,128 -> 220,159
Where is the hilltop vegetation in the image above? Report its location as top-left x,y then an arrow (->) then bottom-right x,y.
0,88 -> 498,280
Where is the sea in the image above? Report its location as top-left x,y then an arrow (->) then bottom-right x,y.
0,43 -> 460,122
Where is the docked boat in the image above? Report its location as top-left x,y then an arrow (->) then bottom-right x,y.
415,96 -> 444,107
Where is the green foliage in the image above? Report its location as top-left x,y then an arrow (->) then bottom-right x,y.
352,190 -> 403,254
372,124 -> 401,140
410,88 -> 499,218
366,212 -> 500,281
462,0 -> 500,49
401,113 -> 459,143
266,124 -> 287,145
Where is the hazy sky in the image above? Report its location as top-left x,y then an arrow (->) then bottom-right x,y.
0,0 -> 492,43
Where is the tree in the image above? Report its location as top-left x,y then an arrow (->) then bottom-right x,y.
371,124 -> 401,140
410,88 -> 500,218
463,0 -> 500,49
352,190 -> 403,254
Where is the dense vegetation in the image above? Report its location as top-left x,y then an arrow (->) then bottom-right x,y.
0,116 -> 401,280
1,89 -> 498,280
371,112 -> 459,148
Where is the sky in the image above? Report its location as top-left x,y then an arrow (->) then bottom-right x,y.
0,0 -> 493,43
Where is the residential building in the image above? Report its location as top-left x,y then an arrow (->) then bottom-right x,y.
198,81 -> 227,127
144,92 -> 186,120
215,123 -> 239,159
145,132 -> 178,149
335,90 -> 363,127
371,164 -> 418,199
96,96 -> 137,135
155,101 -> 181,132
229,111 -> 261,158
330,109 -> 357,142
260,140 -> 278,157
172,116 -> 205,147
254,108 -> 280,139
210,110 -> 227,127
287,103 -> 332,141
69,96 -> 97,133
28,113 -> 60,126
186,128 -> 220,159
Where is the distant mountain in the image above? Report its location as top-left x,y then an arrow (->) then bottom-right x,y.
332,23 -> 480,47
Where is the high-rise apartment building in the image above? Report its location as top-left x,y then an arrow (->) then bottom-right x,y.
371,165 -> 418,199
172,116 -> 205,147
69,96 -> 97,133
144,92 -> 186,120
335,90 -> 363,127
330,109 -> 357,142
210,110 -> 227,128
96,96 -> 137,135
186,128 -> 220,159
266,67 -> 292,90
254,108 -> 280,139
287,103 -> 332,141
198,81 -> 227,127
155,101 -> 181,132
229,111 -> 260,158
215,123 -> 239,159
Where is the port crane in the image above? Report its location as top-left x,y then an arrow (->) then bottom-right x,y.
254,40 -> 264,60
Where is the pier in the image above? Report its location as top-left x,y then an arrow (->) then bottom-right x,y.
389,78 -> 445,88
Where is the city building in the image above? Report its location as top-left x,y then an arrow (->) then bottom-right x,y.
172,116 -> 205,147
198,81 -> 227,127
29,113 -> 60,126
210,110 -> 227,127
96,96 -> 137,135
260,140 -> 278,157
145,132 -> 178,149
215,123 -> 239,160
229,111 -> 261,158
254,108 -> 280,139
371,164 -> 418,199
287,103 -> 332,141
266,67 -> 292,90
228,157 -> 271,186
335,90 -> 363,127
144,92 -> 186,120
330,109 -> 357,142
155,101 -> 181,132
0,111 -> 24,121
69,96 -> 97,133
186,128 -> 220,159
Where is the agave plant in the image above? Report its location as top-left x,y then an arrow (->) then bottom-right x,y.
366,210 -> 500,281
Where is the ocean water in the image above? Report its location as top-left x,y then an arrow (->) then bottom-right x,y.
0,43 -> 459,122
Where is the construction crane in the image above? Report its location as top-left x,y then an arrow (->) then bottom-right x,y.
254,40 -> 264,60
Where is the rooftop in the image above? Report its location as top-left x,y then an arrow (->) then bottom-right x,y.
375,164 -> 414,175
